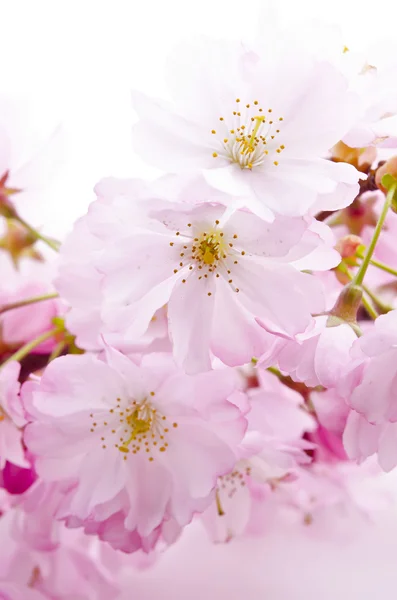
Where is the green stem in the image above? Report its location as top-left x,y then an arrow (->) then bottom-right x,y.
1,327 -> 63,367
267,366 -> 284,379
353,184 -> 396,287
0,292 -> 59,315
368,257 -> 397,278
15,216 -> 61,252
343,268 -> 379,320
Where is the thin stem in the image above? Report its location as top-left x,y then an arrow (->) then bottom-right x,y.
349,322 -> 363,337
48,340 -> 66,362
0,292 -> 59,315
267,366 -> 284,379
343,268 -> 379,320
353,184 -> 396,287
368,257 -> 397,278
1,327 -> 63,367
15,216 -> 60,252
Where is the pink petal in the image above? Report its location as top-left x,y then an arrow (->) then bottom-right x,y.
211,276 -> 277,366
168,276 -> 215,374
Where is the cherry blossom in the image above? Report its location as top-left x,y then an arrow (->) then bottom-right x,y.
23,349 -> 247,550
202,370 -> 315,542
131,37 -> 362,220
73,184 -> 331,373
344,310 -> 397,425
3,12 -> 397,596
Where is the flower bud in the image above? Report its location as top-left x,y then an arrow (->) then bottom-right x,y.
335,234 -> 363,260
375,157 -> 397,192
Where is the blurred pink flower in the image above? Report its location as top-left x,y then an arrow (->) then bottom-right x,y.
0,282 -> 61,354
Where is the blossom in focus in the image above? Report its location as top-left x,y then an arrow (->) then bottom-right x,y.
131,37 -> 362,220
72,182 -> 332,373
23,349 -> 247,551
0,362 -> 29,470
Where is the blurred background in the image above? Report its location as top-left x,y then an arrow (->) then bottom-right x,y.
2,0 -> 397,597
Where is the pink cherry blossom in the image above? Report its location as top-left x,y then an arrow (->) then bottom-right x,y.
131,37 -> 362,220
69,180 -> 330,373
23,349 -> 247,551
0,362 -> 29,470
56,175 -> 338,371
202,370 -> 315,542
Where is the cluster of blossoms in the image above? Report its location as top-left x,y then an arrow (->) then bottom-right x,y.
2,23 -> 397,597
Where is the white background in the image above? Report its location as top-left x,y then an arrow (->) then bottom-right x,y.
2,0 -> 397,596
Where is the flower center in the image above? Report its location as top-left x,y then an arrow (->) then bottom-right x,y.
0,407 -> 5,422
90,395 -> 178,462
215,463 -> 252,518
195,230 -> 226,266
211,99 -> 285,169
170,220 -> 245,293
219,464 -> 252,498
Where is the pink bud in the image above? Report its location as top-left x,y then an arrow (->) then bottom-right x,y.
335,234 -> 363,259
